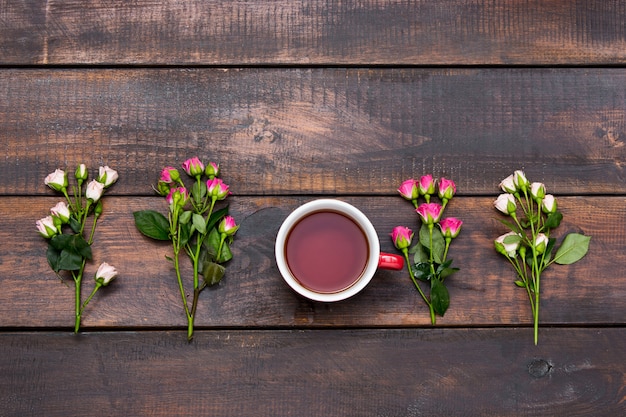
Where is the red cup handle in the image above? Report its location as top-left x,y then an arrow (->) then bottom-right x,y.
378,252 -> 404,270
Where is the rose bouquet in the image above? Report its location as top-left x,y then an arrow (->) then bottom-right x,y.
133,157 -> 238,341
392,175 -> 462,324
37,165 -> 119,332
493,170 -> 590,344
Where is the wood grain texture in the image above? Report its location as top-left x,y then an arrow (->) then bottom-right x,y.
1,0 -> 625,65
2,195 -> 620,329
2,68 -> 626,196
0,328 -> 623,416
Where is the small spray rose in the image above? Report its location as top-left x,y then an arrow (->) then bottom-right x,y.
134,157 -> 238,341
392,176 -> 462,324
37,164 -> 119,333
493,170 -> 590,344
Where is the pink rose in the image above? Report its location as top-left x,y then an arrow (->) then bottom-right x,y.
182,157 -> 204,177
438,178 -> 456,201
50,201 -> 71,223
159,166 -> 180,183
391,226 -> 413,250
166,187 -> 189,209
397,179 -> 419,201
416,203 -> 443,225
218,215 -> 239,236
418,174 -> 436,196
207,178 -> 230,200
205,162 -> 220,179
439,217 -> 463,238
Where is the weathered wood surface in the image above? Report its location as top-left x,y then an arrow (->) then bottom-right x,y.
1,329 -> 624,417
1,195 -> 619,329
1,0 -> 626,65
2,68 -> 626,196
2,0 -> 625,416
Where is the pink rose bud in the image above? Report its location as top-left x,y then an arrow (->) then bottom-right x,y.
416,203 -> 443,225
97,166 -> 119,188
494,231 -> 521,258
159,166 -> 180,183
207,178 -> 230,200
494,193 -> 516,215
418,174 -> 436,196
36,215 -> 58,238
513,170 -> 529,190
397,179 -> 419,201
530,182 -> 546,201
75,164 -> 88,182
44,169 -> 68,192
533,233 -> 549,254
218,215 -> 239,236
50,201 -> 71,223
205,162 -> 220,179
182,157 -> 204,177
499,174 -> 517,193
94,262 -> 118,286
439,217 -> 463,239
86,180 -> 105,202
391,226 -> 413,250
438,178 -> 456,201
541,194 -> 557,214
166,187 -> 189,209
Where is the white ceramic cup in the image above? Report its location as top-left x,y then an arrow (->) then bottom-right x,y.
275,199 -> 404,302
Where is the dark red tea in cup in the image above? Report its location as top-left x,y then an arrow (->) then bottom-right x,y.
284,210 -> 369,293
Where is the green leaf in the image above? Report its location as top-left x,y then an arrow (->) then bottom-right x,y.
49,234 -> 92,260
411,262 -> 432,282
430,278 -> 450,316
57,249 -> 84,271
419,224 -> 445,264
544,211 -> 563,229
411,243 -> 429,264
192,180 -> 207,205
179,210 -> 192,225
553,233 -> 591,265
497,218 -> 522,234
202,261 -> 226,286
514,280 -> 526,288
69,215 -> 82,234
46,245 -> 62,272
192,213 -> 206,235
179,223 -> 192,247
133,210 -> 170,240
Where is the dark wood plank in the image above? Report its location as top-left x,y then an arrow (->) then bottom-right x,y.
2,68 -> 626,196
1,0 -> 626,65
0,328 -> 623,416
2,195 -> 620,329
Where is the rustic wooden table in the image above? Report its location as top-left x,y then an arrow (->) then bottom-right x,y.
1,1 -> 625,415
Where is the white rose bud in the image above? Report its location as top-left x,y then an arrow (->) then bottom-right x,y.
494,193 -> 516,215
542,194 -> 557,214
86,180 -> 105,202
530,182 -> 546,201
36,215 -> 58,238
495,232 -> 521,258
499,174 -> 517,193
95,262 -> 118,286
44,169 -> 68,192
50,201 -> 71,223
97,166 -> 119,188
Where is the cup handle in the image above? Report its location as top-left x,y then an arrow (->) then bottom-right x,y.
378,252 -> 404,270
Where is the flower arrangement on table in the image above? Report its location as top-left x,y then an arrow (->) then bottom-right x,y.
493,170 -> 590,344
133,157 -> 238,341
37,165 -> 119,333
391,175 -> 462,324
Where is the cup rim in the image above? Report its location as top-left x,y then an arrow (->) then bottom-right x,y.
275,199 -> 380,302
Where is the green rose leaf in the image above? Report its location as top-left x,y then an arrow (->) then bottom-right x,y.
553,233 -> 591,265
430,278 -> 450,316
419,224 -> 445,264
192,213 -> 206,235
544,211 -> 563,229
202,261 -> 226,286
133,210 -> 170,240
49,234 -> 92,260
